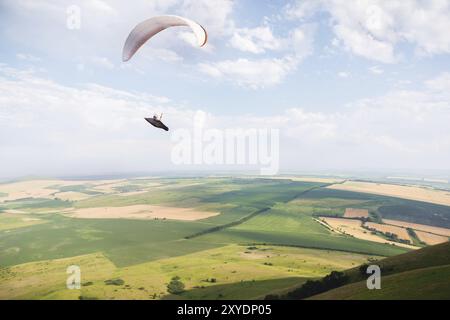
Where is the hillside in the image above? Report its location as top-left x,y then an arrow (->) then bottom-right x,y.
310,264 -> 450,299
309,242 -> 450,299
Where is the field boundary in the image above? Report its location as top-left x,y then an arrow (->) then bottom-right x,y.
184,207 -> 271,239
185,183 -> 330,240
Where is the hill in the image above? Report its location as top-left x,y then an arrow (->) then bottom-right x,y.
310,241 -> 450,299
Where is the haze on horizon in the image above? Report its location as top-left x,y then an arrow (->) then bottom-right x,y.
1,0 -> 450,179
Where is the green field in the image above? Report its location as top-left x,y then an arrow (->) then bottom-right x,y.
0,176 -> 448,299
0,245 -> 375,300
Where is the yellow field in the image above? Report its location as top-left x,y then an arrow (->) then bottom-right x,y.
320,217 -> 417,250
383,219 -> 450,237
327,181 -> 450,206
0,180 -> 74,202
365,222 -> 411,242
53,191 -> 92,201
344,208 -> 369,218
67,205 -> 219,221
0,179 -> 134,202
414,231 -> 449,245
90,180 -> 132,193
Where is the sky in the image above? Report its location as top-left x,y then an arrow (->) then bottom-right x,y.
1,0 -> 450,178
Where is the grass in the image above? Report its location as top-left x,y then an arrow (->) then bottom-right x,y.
0,176 -> 448,300
0,213 -> 47,231
0,214 -> 220,267
0,245 -> 375,300
167,277 -> 308,300
308,242 -> 450,300
0,252 -> 116,300
48,184 -> 102,195
0,178 -> 409,268
1,198 -> 73,211
195,202 -> 408,257
311,264 -> 450,300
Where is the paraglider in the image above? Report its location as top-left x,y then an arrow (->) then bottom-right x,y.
122,15 -> 207,62
122,15 -> 208,132
145,113 -> 169,131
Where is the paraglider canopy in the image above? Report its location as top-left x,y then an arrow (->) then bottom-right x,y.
122,15 -> 207,62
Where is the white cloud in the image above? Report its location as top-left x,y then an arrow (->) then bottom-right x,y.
199,25 -> 314,88
1,0 -> 233,70
16,53 -> 41,62
142,48 -> 184,63
90,56 -> 115,69
0,65 -> 181,177
286,0 -> 450,63
425,72 -> 450,92
369,66 -> 384,75
338,71 -> 349,78
180,0 -> 234,37
199,57 -> 298,89
229,26 -> 282,54
1,66 -> 450,176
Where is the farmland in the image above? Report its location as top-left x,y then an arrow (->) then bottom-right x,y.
0,176 -> 449,299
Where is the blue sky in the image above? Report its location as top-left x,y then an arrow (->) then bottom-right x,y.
1,0 -> 450,178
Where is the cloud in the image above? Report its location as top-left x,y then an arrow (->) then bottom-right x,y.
1,65 -> 450,177
338,71 -> 349,78
425,72 -> 450,92
90,56 -> 115,69
369,66 -> 384,75
16,53 -> 41,62
229,26 -> 282,54
199,25 -> 315,88
198,57 -> 299,89
0,0 -> 233,68
286,0 -> 450,63
180,0 -> 235,37
0,65 -> 181,177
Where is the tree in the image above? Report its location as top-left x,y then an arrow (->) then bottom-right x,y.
167,276 -> 185,294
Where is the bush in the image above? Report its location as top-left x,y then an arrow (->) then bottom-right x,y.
78,296 -> 98,300
359,264 -> 369,275
264,294 -> 280,300
104,278 -> 125,286
284,271 -> 349,300
167,277 -> 185,294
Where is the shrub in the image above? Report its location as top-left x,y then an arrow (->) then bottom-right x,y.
167,277 -> 185,294
104,278 -> 125,286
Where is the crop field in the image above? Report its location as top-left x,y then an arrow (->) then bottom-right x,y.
414,231 -> 449,245
327,180 -> 450,207
344,208 -> 369,218
364,222 -> 412,242
0,176 -> 448,299
319,217 -> 417,250
383,219 -> 450,237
